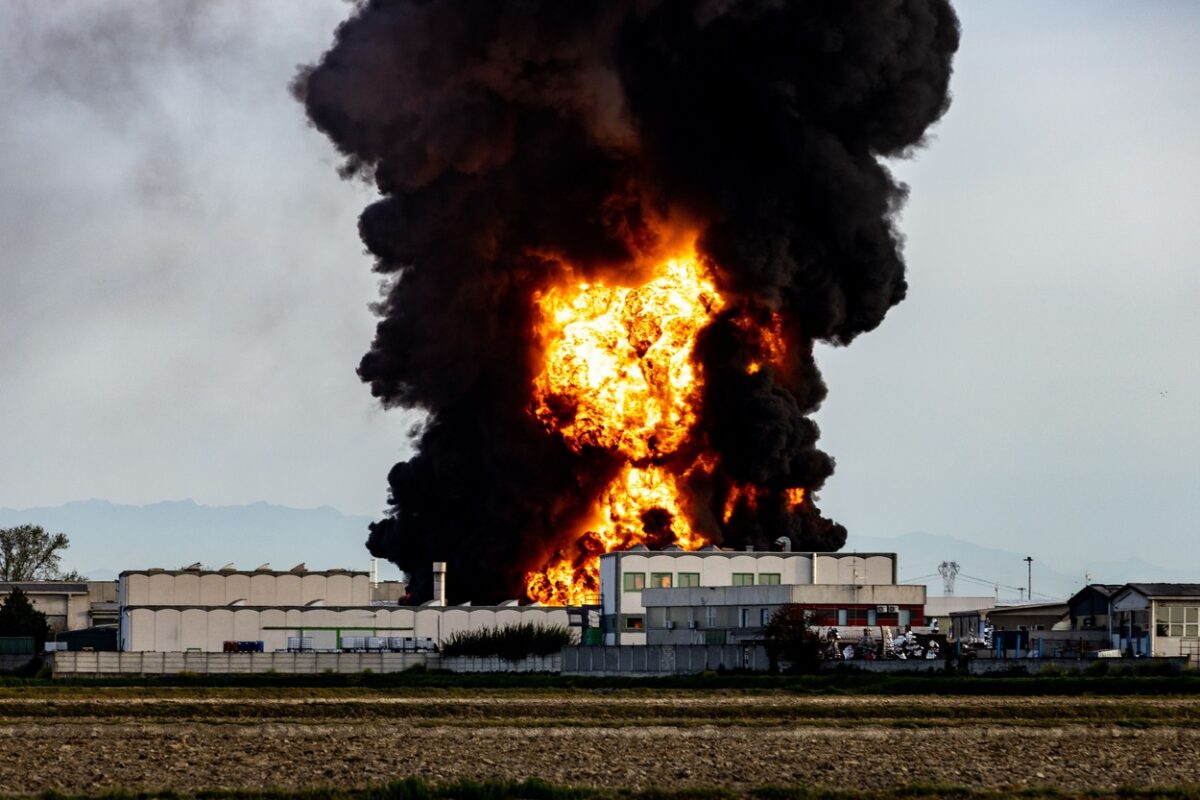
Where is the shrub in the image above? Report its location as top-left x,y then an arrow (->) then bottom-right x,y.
441,622 -> 575,661
762,605 -> 822,674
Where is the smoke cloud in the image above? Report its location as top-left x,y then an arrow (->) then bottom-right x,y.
295,0 -> 959,602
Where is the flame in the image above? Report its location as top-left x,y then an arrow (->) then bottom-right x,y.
722,483 -> 762,523
525,245 -> 722,604
738,312 -> 785,375
722,484 -> 804,524
784,487 -> 806,508
532,256 -> 722,460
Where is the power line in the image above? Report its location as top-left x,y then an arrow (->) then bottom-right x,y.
899,573 -> 940,584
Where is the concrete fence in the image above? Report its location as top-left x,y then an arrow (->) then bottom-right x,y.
48,649 -> 1189,677
562,644 -> 770,675
51,651 -> 559,676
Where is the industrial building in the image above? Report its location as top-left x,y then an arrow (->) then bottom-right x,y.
599,547 -> 905,644
0,580 -> 117,633
641,582 -> 926,646
117,563 -> 569,653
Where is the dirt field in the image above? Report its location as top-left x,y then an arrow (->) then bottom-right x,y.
0,688 -> 1197,796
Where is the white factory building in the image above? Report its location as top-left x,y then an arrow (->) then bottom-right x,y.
599,546 -> 919,644
116,548 -> 924,653
118,564 -> 568,653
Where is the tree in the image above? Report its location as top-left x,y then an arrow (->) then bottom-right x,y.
0,525 -> 71,581
0,588 -> 50,649
763,604 -> 823,674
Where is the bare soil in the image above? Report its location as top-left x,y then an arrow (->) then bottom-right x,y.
0,692 -> 1197,795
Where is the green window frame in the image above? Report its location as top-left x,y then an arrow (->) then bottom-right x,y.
758,573 -> 781,585
650,572 -> 673,588
677,572 -> 700,587
623,615 -> 645,630
623,572 -> 646,592
731,573 -> 754,586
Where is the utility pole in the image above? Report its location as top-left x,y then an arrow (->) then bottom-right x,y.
937,561 -> 960,596
1024,556 -> 1033,600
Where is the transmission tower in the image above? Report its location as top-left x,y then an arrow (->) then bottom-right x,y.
937,561 -> 960,596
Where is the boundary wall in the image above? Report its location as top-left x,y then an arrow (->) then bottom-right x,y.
563,644 -> 770,674
51,651 -> 559,676
49,649 -> 1187,677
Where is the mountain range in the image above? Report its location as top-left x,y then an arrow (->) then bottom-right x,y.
0,499 -> 1187,598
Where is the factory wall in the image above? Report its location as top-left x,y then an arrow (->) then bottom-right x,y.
119,570 -> 370,608
600,550 -> 898,644
120,605 -> 570,652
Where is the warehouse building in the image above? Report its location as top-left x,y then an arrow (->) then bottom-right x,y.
0,580 -> 117,633
118,564 -> 568,653
599,547 -> 904,644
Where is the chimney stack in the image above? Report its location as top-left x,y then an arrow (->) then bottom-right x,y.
431,561 -> 447,606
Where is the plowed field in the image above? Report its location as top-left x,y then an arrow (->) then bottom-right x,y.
0,688 -> 1197,797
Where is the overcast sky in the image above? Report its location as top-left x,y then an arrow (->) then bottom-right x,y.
2,2 -> 1196,575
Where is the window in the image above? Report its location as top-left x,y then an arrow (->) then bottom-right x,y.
758,573 -> 781,585
867,608 -> 877,625
740,608 -> 750,627
760,608 -> 771,626
732,573 -> 754,586
678,572 -> 700,587
623,572 -> 645,592
623,615 -> 645,630
1156,606 -> 1199,638
650,572 -> 672,588
705,605 -> 717,627
837,609 -> 848,626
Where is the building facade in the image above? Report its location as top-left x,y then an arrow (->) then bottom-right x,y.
0,581 -> 117,634
1111,584 -> 1200,660
598,548 -> 900,644
117,568 -> 569,652
640,582 -> 925,646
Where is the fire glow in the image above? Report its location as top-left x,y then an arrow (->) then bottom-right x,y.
525,247 -> 721,605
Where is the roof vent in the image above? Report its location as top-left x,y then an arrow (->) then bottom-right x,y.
254,563 -> 271,572
181,562 -> 202,571
290,563 -> 307,575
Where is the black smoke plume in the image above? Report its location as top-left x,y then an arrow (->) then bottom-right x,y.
295,0 -> 959,603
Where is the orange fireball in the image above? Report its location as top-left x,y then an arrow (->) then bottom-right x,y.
525,247 -> 721,605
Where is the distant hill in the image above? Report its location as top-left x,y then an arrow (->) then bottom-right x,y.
0,499 -> 403,581
845,530 -> 1191,601
1,499 -> 1185,595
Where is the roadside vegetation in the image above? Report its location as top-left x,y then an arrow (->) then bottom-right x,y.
440,622 -> 574,660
